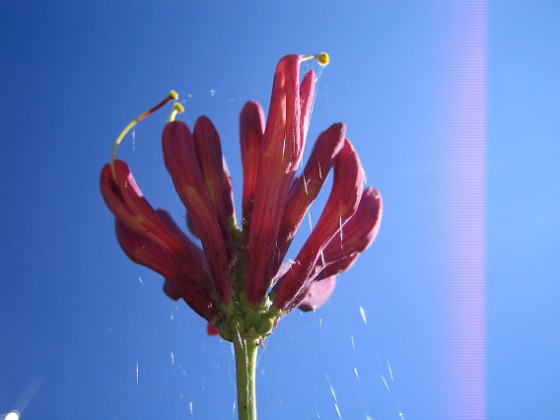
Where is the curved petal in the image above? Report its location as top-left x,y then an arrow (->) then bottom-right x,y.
100,161 -> 208,283
115,220 -> 181,281
221,158 -> 235,221
314,187 -> 382,280
276,123 -> 346,265
193,116 -> 234,258
162,121 -> 232,304
272,139 -> 364,313
240,101 -> 265,235
115,220 -> 215,321
245,55 -> 318,305
155,209 -> 212,295
298,276 -> 337,312
300,69 -> 317,142
207,322 -> 220,336
163,279 -> 182,300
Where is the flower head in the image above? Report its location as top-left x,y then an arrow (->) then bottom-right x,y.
100,54 -> 382,343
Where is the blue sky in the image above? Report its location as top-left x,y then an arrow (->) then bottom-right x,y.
1,1 -> 559,419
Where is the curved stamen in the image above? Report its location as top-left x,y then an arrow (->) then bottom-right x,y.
301,52 -> 330,67
110,90 -> 179,180
169,102 -> 185,122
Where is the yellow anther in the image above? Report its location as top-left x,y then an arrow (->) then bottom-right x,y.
317,52 -> 329,66
169,102 -> 185,122
301,52 -> 330,67
110,91 -> 179,180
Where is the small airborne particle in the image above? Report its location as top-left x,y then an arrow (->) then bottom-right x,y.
359,306 -> 367,325
381,374 -> 390,391
4,411 -> 20,420
387,360 -> 394,382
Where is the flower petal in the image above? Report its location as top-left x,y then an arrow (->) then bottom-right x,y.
207,322 -> 220,336
115,219 -> 181,281
314,187 -> 382,280
221,158 -> 235,220
193,116 -> 235,254
272,139 -> 364,313
155,209 -> 212,294
100,161 -> 202,265
245,55 -> 317,304
240,101 -> 265,235
162,121 -> 232,304
298,276 -> 337,312
300,69 -> 317,142
163,279 -> 182,300
115,220 -> 215,320
276,123 -> 346,265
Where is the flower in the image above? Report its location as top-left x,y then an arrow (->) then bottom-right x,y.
100,54 -> 382,343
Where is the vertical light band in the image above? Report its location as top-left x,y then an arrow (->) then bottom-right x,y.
440,1 -> 486,418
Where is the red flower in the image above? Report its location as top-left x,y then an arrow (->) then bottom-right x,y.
100,54 -> 382,341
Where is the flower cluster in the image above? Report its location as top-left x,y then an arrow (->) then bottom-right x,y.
100,54 -> 382,344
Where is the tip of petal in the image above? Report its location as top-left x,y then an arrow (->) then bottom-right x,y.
207,322 -> 220,336
298,276 -> 337,312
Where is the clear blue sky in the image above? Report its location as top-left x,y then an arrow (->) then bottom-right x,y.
1,1 -> 559,419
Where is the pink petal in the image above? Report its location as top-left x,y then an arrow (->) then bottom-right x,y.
115,220 -> 215,321
162,121 -> 232,304
100,162 -> 201,263
221,158 -> 235,220
299,70 -> 317,142
298,276 -> 337,312
193,117 -> 234,258
276,123 -> 346,264
155,209 -> 212,294
321,187 -> 382,265
312,188 -> 382,281
163,279 -> 182,300
313,253 -> 359,282
244,56 -> 306,304
272,140 -> 364,313
207,322 -> 220,336
115,220 -> 181,281
239,101 -> 265,235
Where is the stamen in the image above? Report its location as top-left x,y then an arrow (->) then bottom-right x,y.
110,90 -> 179,180
169,102 -> 185,122
301,52 -> 330,67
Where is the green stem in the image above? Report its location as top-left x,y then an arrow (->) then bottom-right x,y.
233,337 -> 258,420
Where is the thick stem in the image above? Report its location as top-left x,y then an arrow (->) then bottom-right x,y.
233,337 -> 258,420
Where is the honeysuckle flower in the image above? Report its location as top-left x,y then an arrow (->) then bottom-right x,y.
100,53 -> 382,420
